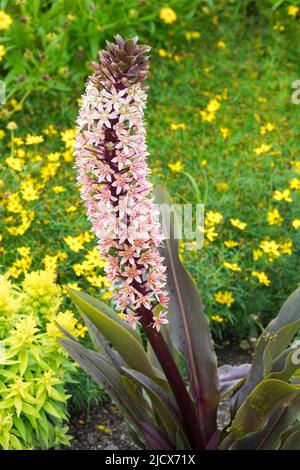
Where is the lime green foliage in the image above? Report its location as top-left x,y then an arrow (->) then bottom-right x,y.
0,271 -> 88,449
22,270 -> 62,323
1,2 -> 300,343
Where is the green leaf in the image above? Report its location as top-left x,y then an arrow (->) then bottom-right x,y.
67,288 -> 141,341
18,350 -> 28,376
22,402 -> 39,418
43,401 -> 63,420
0,398 -> 15,409
263,319 -> 300,376
154,185 -> 219,442
267,346 -> 300,382
80,312 -> 126,371
10,434 -> 23,450
13,415 -> 27,442
280,424 -> 300,449
66,288 -> 154,378
232,288 -> 300,412
224,380 -> 300,450
14,396 -> 22,417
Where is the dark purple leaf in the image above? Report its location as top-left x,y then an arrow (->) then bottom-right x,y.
139,422 -> 175,450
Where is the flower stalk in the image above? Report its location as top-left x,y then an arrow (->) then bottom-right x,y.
74,35 -> 205,449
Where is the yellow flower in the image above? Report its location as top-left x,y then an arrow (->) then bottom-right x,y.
251,271 -> 270,287
66,283 -> 80,292
17,247 -> 31,257
224,240 -> 238,248
273,22 -> 285,31
5,192 -> 23,213
211,315 -> 224,324
206,211 -> 223,226
66,205 -> 77,213
0,11 -> 13,30
254,144 -> 272,155
0,130 -> 5,139
170,123 -> 186,131
230,218 -> 247,230
273,189 -> 292,203
9,99 -> 22,111
290,178 -> 300,190
20,183 -> 39,201
7,210 -> 35,236
47,32 -> 56,42
12,136 -> 23,146
159,7 -> 177,24
86,275 -> 110,288
25,134 -> 44,145
185,31 -> 201,40
100,290 -> 111,301
168,160 -> 183,173
43,255 -> 59,272
207,98 -> 221,113
215,181 -> 228,191
76,323 -> 88,338
223,261 -> 242,272
43,124 -> 57,136
5,157 -> 24,172
267,208 -> 283,226
199,225 -> 219,243
200,110 -> 215,122
0,44 -> 5,61
292,161 -> 300,174
214,291 -> 235,308
97,424 -> 112,434
259,240 -> 281,259
158,48 -> 169,58
52,186 -> 66,193
217,40 -> 226,49
64,235 -> 85,253
40,162 -> 60,180
279,240 -> 292,256
288,5 -> 299,16
61,129 -> 77,149
292,219 -> 300,229
220,127 -> 230,139
253,249 -> 263,261
47,152 -> 60,162
46,310 -> 86,339
260,122 -> 276,135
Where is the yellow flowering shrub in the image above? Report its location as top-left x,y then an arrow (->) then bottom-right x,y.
0,271 -> 86,449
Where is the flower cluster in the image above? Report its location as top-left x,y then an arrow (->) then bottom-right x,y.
74,36 -> 169,331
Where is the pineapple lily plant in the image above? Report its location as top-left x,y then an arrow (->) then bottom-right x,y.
61,36 -> 300,450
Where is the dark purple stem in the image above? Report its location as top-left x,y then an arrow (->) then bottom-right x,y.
139,306 -> 205,450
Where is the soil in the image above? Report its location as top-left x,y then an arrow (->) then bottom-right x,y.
68,346 -> 252,450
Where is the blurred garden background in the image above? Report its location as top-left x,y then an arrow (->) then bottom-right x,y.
0,0 -> 300,449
